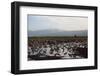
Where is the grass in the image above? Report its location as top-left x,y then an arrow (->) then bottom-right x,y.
28,36 -> 87,41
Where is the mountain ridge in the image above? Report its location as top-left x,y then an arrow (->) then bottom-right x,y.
28,29 -> 87,37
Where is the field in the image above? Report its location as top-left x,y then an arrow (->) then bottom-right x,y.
28,36 -> 88,60
28,36 -> 87,41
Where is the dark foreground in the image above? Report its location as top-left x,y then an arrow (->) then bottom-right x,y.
28,36 -> 88,60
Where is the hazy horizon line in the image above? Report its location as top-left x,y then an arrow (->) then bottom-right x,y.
28,29 -> 88,32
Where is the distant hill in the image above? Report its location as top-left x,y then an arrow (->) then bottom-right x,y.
28,29 -> 87,37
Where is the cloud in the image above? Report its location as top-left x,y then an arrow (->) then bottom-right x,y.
28,15 -> 88,31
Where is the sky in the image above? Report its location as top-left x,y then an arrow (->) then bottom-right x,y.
28,15 -> 88,31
